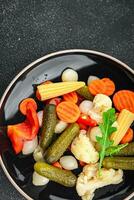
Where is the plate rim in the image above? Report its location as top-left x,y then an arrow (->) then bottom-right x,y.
0,49 -> 134,200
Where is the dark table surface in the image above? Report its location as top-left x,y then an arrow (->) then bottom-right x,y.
0,0 -> 134,200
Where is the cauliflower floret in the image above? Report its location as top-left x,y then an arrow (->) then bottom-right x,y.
71,133 -> 99,164
88,109 -> 102,124
76,163 -> 123,200
93,94 -> 112,113
88,94 -> 112,124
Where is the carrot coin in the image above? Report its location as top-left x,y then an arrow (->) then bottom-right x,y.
102,78 -> 115,96
88,79 -> 106,95
113,90 -> 134,113
63,91 -> 78,103
56,101 -> 80,123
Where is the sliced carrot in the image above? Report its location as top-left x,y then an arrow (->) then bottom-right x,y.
101,78 -> 115,96
52,162 -> 62,169
120,128 -> 133,144
19,98 -> 37,115
63,91 -> 78,103
56,101 -> 80,123
88,79 -> 106,96
113,90 -> 134,113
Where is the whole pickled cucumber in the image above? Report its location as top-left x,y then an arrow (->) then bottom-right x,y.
95,142 -> 134,156
45,123 -> 79,164
34,162 -> 77,187
77,86 -> 94,100
40,104 -> 57,150
103,157 -> 134,170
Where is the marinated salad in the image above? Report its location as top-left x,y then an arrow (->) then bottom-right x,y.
7,68 -> 134,200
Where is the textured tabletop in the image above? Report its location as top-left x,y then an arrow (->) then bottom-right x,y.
0,0 -> 134,200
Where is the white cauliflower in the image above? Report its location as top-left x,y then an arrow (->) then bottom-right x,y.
88,94 -> 112,124
76,163 -> 123,200
93,94 -> 112,113
71,133 -> 99,164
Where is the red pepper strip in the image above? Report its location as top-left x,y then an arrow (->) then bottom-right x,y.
77,114 -> 97,127
7,102 -> 39,154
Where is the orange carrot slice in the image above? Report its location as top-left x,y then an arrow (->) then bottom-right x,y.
113,90 -> 134,113
101,78 -> 115,96
56,101 -> 80,123
79,161 -> 86,167
19,98 -> 37,115
88,79 -> 106,95
52,162 -> 62,169
63,91 -> 78,103
120,128 -> 133,144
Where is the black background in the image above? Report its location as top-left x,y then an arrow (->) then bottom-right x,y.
0,0 -> 134,199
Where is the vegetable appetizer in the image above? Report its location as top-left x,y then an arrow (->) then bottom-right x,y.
7,68 -> 134,200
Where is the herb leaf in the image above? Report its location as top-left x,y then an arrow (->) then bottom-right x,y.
96,108 -> 117,173
105,143 -> 128,156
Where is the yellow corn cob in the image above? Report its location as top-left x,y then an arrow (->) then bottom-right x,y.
110,109 -> 134,145
37,81 -> 85,101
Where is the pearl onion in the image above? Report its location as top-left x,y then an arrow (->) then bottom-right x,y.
62,69 -> 78,82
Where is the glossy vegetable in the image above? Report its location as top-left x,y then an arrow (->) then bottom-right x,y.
37,110 -> 43,127
33,145 -> 44,162
56,101 -> 80,123
52,162 -> 62,169
112,142 -> 134,156
96,108 -> 117,172
59,155 -> 78,170
37,81 -> 85,101
40,104 -> 57,150
34,162 -> 77,187
19,98 -> 37,115
87,75 -> 100,85
22,136 -> 38,155
77,114 -> 97,127
77,86 -> 94,100
32,171 -> 49,186
7,102 -> 39,154
79,100 -> 93,115
103,157 -> 134,170
55,120 -> 68,134
110,109 -> 134,145
45,123 -> 79,164
89,127 -> 102,143
63,91 -> 78,103
61,69 -> 78,82
113,90 -> 134,113
88,78 -> 115,96
120,128 -> 133,144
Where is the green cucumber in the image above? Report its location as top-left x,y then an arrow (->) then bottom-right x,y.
45,123 -> 79,164
34,162 -> 77,187
103,157 -> 134,170
77,86 -> 94,100
40,104 -> 57,151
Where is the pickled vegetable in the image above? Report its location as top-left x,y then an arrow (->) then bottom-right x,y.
40,104 -> 57,150
103,157 -> 134,170
45,123 -> 79,164
34,162 -> 77,187
77,86 -> 94,101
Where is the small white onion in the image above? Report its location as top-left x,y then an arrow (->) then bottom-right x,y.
32,171 -> 49,186
62,69 -> 78,82
79,100 -> 93,115
22,136 -> 38,155
60,155 -> 78,170
37,111 -> 43,127
33,145 -> 44,162
55,120 -> 68,134
89,127 -> 102,142
87,75 -> 100,85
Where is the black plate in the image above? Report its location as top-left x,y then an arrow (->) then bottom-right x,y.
0,50 -> 134,200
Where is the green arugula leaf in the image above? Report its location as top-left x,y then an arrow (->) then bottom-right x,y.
105,143 -> 128,156
96,108 -> 117,173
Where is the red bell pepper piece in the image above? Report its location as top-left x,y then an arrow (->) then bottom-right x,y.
7,100 -> 39,154
77,114 -> 97,127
